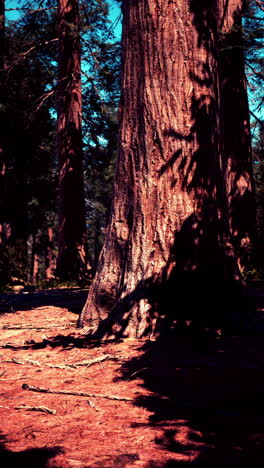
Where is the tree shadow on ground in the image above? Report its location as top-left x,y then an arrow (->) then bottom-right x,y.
0,288 -> 88,316
86,453 -> 140,467
117,335 -> 264,467
0,432 -> 62,468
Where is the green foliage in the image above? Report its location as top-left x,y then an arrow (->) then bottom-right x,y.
252,121 -> 264,270
243,0 -> 264,130
0,4 -> 57,283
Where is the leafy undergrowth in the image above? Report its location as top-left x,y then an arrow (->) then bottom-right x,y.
0,288 -> 264,467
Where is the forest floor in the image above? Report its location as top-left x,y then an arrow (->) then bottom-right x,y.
1,286 -> 264,467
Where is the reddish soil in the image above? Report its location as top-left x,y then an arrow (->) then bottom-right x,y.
1,287 -> 264,467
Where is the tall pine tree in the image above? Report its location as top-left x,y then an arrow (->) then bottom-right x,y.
56,0 -> 88,280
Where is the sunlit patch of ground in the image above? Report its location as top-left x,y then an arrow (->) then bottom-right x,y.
0,287 -> 264,467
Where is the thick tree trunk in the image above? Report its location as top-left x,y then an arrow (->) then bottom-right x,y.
217,0 -> 255,270
0,1 -> 5,282
0,0 -> 5,207
56,0 -> 88,280
79,0 -> 251,339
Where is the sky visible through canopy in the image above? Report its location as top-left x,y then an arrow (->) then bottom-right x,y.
5,1 -> 262,124
5,0 -> 122,39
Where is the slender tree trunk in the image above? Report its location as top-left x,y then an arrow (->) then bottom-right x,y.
45,227 -> 56,279
217,0 -> 255,270
11,154 -> 29,279
56,0 -> 88,280
79,0 -> 252,338
30,231 -> 40,284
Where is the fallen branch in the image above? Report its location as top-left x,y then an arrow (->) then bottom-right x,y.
3,357 -> 70,369
69,354 -> 123,368
125,367 -> 149,381
14,405 -> 56,415
1,324 -> 70,330
4,354 -> 123,370
0,403 -> 55,413
22,383 -> 133,401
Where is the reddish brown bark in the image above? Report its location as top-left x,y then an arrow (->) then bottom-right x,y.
56,0 -> 88,280
30,231 -> 39,284
217,0 -> 255,270
0,1 -> 5,281
0,0 -> 5,192
45,227 -> 56,279
79,0 -> 252,338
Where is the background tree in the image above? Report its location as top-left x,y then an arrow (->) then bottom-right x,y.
82,39 -> 121,273
217,0 -> 256,272
56,0 -> 88,280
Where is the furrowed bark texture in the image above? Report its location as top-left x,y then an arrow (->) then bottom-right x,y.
79,0 -> 250,338
0,0 -> 5,196
217,0 -> 255,267
0,0 -> 5,278
57,0 -> 88,280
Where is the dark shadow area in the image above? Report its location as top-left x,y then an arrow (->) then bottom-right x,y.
218,4 -> 256,267
2,331 -> 106,351
91,219 -> 257,341
86,453 -> 140,467
0,432 -> 62,468
117,335 -> 264,467
0,288 -> 88,315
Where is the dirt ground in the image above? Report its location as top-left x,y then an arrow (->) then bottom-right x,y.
1,287 -> 264,467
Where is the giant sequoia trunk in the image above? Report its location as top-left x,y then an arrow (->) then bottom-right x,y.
0,0 -> 5,201
217,0 -> 255,269
57,0 -> 88,280
79,0 -> 253,338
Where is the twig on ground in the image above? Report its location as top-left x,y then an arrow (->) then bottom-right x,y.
3,357 -> 70,369
3,354 -> 123,370
69,354 -> 123,368
1,343 -> 17,349
22,383 -> 133,401
14,405 -> 56,414
0,370 -> 6,378
1,325 -> 70,330
0,377 -> 35,381
125,367 -> 149,381
87,400 -> 101,411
